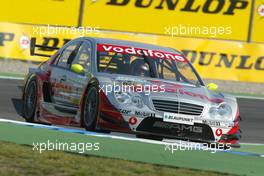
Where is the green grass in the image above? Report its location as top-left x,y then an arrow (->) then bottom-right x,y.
0,141 -> 229,176
235,144 -> 264,155
1,122 -> 263,176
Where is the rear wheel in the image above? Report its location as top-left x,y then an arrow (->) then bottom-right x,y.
23,77 -> 37,122
83,86 -> 99,131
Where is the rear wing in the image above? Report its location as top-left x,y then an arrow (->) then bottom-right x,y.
30,37 -> 60,57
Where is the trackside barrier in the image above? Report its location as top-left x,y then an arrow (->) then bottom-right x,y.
0,22 -> 264,82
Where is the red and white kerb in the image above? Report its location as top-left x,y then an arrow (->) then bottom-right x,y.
97,44 -> 187,62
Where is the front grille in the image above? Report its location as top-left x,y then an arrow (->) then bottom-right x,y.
152,99 -> 204,116
136,117 -> 215,141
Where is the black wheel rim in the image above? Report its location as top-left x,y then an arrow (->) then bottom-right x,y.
84,87 -> 98,127
25,81 -> 36,118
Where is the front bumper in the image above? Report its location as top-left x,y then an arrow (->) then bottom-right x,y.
136,117 -> 215,142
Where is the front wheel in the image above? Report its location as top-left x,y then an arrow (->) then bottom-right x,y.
83,86 -> 99,131
23,77 -> 37,122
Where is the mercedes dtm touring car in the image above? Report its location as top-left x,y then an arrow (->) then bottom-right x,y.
22,37 -> 241,146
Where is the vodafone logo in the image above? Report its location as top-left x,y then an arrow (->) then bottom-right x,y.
258,4 -> 264,17
97,44 -> 186,62
215,128 -> 223,136
19,35 -> 30,49
129,117 -> 138,125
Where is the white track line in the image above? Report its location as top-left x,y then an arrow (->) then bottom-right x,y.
0,75 -> 24,80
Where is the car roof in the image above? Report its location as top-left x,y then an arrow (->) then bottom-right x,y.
81,37 -> 181,54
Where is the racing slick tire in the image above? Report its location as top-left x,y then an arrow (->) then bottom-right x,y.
22,76 -> 37,123
83,86 -> 99,131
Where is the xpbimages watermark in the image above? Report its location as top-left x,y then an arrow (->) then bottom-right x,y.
164,141 -> 232,154
32,140 -> 100,154
164,24 -> 232,38
33,24 -> 100,37
99,82 -> 166,95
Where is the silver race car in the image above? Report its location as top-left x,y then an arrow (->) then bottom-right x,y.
22,37 -> 241,146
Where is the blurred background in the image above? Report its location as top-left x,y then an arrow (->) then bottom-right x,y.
0,0 -> 263,95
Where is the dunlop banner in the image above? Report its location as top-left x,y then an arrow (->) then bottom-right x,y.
0,22 -> 92,62
252,0 -> 264,43
0,22 -> 263,82
83,0 -> 252,41
0,0 -> 80,27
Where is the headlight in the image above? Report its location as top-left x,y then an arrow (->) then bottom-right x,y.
209,103 -> 232,120
131,95 -> 143,108
114,92 -> 131,104
114,92 -> 143,108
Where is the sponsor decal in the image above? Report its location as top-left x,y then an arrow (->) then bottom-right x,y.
19,35 -> 30,49
258,4 -> 264,17
97,44 -> 187,62
163,112 -> 194,125
118,109 -> 155,118
0,33 -> 70,49
153,121 -> 203,133
84,0 -> 251,40
129,116 -> 137,125
118,109 -> 132,115
106,0 -> 249,16
183,49 -> 264,71
202,120 -> 221,127
252,1 -> 264,43
135,111 -> 155,117
215,128 -> 223,136
0,32 -> 15,46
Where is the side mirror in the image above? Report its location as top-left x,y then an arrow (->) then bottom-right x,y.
207,83 -> 218,91
71,64 -> 85,74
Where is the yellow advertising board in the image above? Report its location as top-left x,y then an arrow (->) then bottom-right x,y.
252,0 -> 264,43
83,0 -> 252,41
0,0 -> 80,26
0,22 -> 80,62
0,22 -> 263,82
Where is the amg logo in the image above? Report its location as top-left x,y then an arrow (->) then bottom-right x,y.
153,121 -> 203,133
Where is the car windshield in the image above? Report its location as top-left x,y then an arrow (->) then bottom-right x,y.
97,43 -> 202,85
